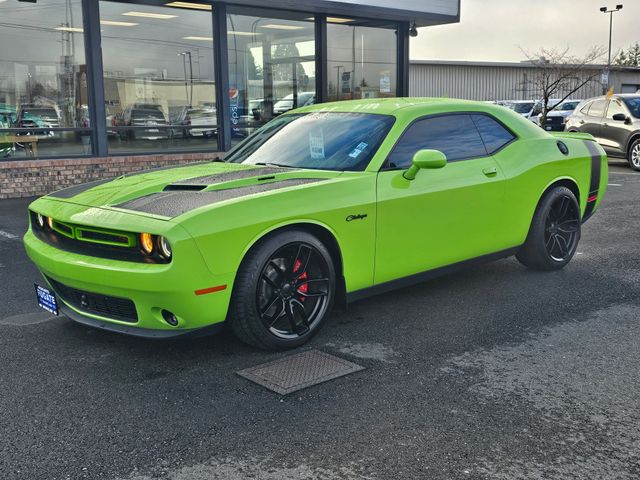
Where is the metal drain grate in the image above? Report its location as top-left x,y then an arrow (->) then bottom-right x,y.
237,349 -> 365,395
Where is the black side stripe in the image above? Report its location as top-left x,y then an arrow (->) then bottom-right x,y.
583,140 -> 601,221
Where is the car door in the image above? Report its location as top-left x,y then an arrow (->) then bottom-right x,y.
579,99 -> 606,140
374,113 -> 507,285
601,97 -> 632,155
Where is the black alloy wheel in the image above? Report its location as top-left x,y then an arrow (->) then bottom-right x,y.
516,186 -> 581,271
629,138 -> 640,172
544,194 -> 580,262
229,229 -> 336,350
257,242 -> 332,339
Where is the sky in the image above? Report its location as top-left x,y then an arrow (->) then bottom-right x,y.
412,0 -> 640,63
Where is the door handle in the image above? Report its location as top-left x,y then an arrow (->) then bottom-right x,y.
579,120 -> 585,124
603,123 -> 609,127
482,166 -> 498,177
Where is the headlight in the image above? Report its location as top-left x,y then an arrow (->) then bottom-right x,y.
139,232 -> 154,254
46,216 -> 53,230
36,213 -> 45,228
158,236 -> 172,259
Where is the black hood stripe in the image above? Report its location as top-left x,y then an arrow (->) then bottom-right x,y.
47,161 -> 216,199
116,178 -> 324,218
172,166 -> 293,186
49,178 -> 115,199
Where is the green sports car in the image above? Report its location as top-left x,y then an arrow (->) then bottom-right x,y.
24,98 -> 607,350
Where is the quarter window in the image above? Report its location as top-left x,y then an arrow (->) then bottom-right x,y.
587,100 -> 606,118
386,114 -> 486,169
471,114 -> 515,154
580,102 -> 591,115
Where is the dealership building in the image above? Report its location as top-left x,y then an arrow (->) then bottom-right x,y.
0,0 -> 459,198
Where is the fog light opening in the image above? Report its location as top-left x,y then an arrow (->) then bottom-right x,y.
161,309 -> 179,327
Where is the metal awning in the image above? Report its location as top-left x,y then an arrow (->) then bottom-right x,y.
226,0 -> 460,26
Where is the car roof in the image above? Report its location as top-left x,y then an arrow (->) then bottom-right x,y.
296,97 -> 513,116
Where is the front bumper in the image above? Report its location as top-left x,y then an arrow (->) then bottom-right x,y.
24,228 -> 235,336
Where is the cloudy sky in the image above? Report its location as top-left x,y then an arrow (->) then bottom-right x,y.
412,0 -> 639,62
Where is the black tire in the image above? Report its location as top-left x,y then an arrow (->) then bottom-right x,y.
229,229 -> 336,350
516,186 -> 581,271
628,138 -> 640,171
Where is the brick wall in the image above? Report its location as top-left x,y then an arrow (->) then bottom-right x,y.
0,152 -> 222,199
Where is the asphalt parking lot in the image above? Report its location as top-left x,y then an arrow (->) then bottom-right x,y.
1,160 -> 639,480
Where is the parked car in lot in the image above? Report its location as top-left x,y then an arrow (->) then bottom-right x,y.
25,98 -> 607,350
566,94 -> 640,170
503,100 -> 539,121
273,92 -> 315,115
540,99 -> 582,132
116,103 -> 169,141
504,99 -> 561,125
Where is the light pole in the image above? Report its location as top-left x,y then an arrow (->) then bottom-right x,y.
178,51 -> 194,106
600,4 -> 623,92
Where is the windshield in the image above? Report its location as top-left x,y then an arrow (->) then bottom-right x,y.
226,112 -> 395,171
558,101 -> 580,111
510,103 -> 534,114
622,97 -> 640,118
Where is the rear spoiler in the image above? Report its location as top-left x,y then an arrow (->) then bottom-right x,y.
550,131 -> 596,142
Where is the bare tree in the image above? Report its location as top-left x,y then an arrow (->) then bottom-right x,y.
519,47 -> 606,126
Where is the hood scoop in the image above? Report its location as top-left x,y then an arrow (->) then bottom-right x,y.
163,184 -> 207,192
171,166 -> 289,186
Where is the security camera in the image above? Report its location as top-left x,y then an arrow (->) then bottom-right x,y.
600,6 -> 607,11
409,22 -> 418,37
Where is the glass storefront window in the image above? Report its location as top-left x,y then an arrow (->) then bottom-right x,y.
327,21 -> 398,102
0,0 -> 91,159
227,10 -> 316,142
100,1 -> 217,154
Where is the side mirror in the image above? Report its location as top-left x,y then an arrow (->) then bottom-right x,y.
403,149 -> 447,180
612,113 -> 627,122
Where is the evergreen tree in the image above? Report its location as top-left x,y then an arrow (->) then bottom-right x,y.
614,43 -> 640,67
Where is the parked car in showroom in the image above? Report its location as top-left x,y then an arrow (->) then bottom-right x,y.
172,106 -> 217,139
14,104 -> 60,136
566,94 -> 640,170
116,103 -> 169,141
25,98 -> 607,350
273,92 -> 316,115
540,99 -> 582,132
0,112 -> 12,158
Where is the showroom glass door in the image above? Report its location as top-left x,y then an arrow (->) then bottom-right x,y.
226,9 -> 316,143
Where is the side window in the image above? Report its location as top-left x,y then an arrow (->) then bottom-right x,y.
386,114 -> 487,169
471,114 -> 516,154
580,102 -> 591,115
606,99 -> 626,119
587,100 -> 606,118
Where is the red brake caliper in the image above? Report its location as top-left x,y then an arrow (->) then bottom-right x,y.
293,259 -> 308,301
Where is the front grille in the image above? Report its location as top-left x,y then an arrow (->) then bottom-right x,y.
544,117 -> 565,126
47,277 -> 138,323
75,227 -> 134,247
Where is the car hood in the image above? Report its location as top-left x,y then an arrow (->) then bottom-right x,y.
547,110 -> 573,118
45,162 -> 344,219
